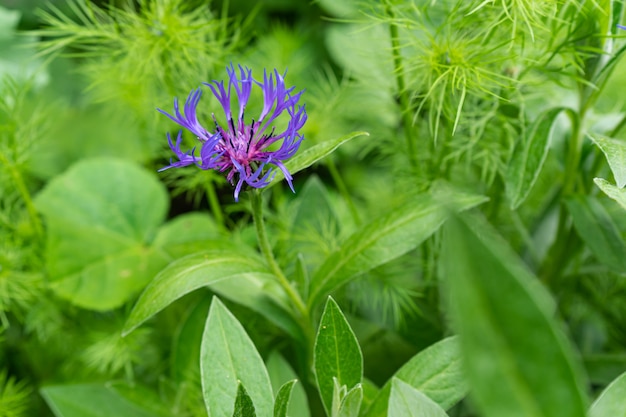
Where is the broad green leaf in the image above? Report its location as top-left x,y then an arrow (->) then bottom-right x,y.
273,380 -> 297,417
153,212 -> 222,259
123,245 -> 301,339
34,158 -> 169,310
443,213 -> 588,417
314,297 -> 363,416
267,131 -> 368,188
364,336 -> 466,417
589,134 -> 626,188
566,195 -> 626,272
201,297 -> 273,417
589,372 -> 626,417
594,178 -> 626,210
387,379 -> 448,417
308,187 -> 487,308
41,384 -> 160,417
337,385 -> 363,417
584,353 -> 626,385
506,107 -> 570,209
233,383 -> 257,417
266,352 -> 309,417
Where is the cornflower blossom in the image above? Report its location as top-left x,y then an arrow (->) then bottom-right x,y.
158,64 -> 307,201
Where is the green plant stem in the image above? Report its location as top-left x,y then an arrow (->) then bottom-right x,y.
386,3 -> 419,173
204,178 -> 225,229
249,190 -> 309,321
325,158 -> 361,225
0,154 -> 43,237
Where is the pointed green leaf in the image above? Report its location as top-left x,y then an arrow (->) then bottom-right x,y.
308,187 -> 487,308
443,213 -> 588,417
267,353 -> 309,417
233,383 -> 257,417
314,297 -> 363,416
387,379 -> 448,417
267,131 -> 368,188
589,372 -> 626,417
338,385 -> 363,417
589,134 -> 626,188
123,245 -> 300,339
41,384 -> 161,417
34,158 -> 169,310
594,178 -> 626,210
566,195 -> 626,272
273,380 -> 297,417
506,107 -> 570,209
201,297 -> 273,417
364,336 -> 466,417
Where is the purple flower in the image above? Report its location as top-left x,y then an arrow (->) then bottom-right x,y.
159,64 -> 307,201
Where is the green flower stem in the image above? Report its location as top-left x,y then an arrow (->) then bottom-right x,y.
326,157 -> 361,225
0,153 -> 43,237
250,190 -> 309,321
204,178 -> 225,228
386,3 -> 419,172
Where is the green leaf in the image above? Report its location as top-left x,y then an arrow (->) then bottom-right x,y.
266,352 -> 309,417
565,195 -> 626,273
153,212 -> 222,259
267,131 -> 368,188
233,383 -> 257,417
387,379 -> 448,417
589,372 -> 626,417
273,380 -> 297,417
34,157 -> 169,310
314,297 -> 363,416
123,245 -> 300,340
201,297 -> 273,417
589,134 -> 626,188
308,186 -> 487,308
442,213 -> 588,417
41,384 -> 160,417
171,296 -> 212,382
505,107 -> 570,209
326,23 -> 393,90
337,385 -> 363,417
364,336 -> 466,417
594,178 -> 626,210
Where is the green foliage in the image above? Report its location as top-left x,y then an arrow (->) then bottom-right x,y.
1,0 -> 626,416
201,297 -> 273,417
0,370 -> 31,417
314,297 -> 363,416
443,213 -> 589,417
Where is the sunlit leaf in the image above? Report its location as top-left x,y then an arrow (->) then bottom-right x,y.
314,297 -> 363,416
201,297 -> 273,417
41,384 -> 161,417
594,178 -> 626,210
267,131 -> 368,188
364,336 -> 466,417
34,158 -> 169,311
589,134 -> 626,188
589,372 -> 626,417
387,378 -> 448,417
123,245 -> 300,339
